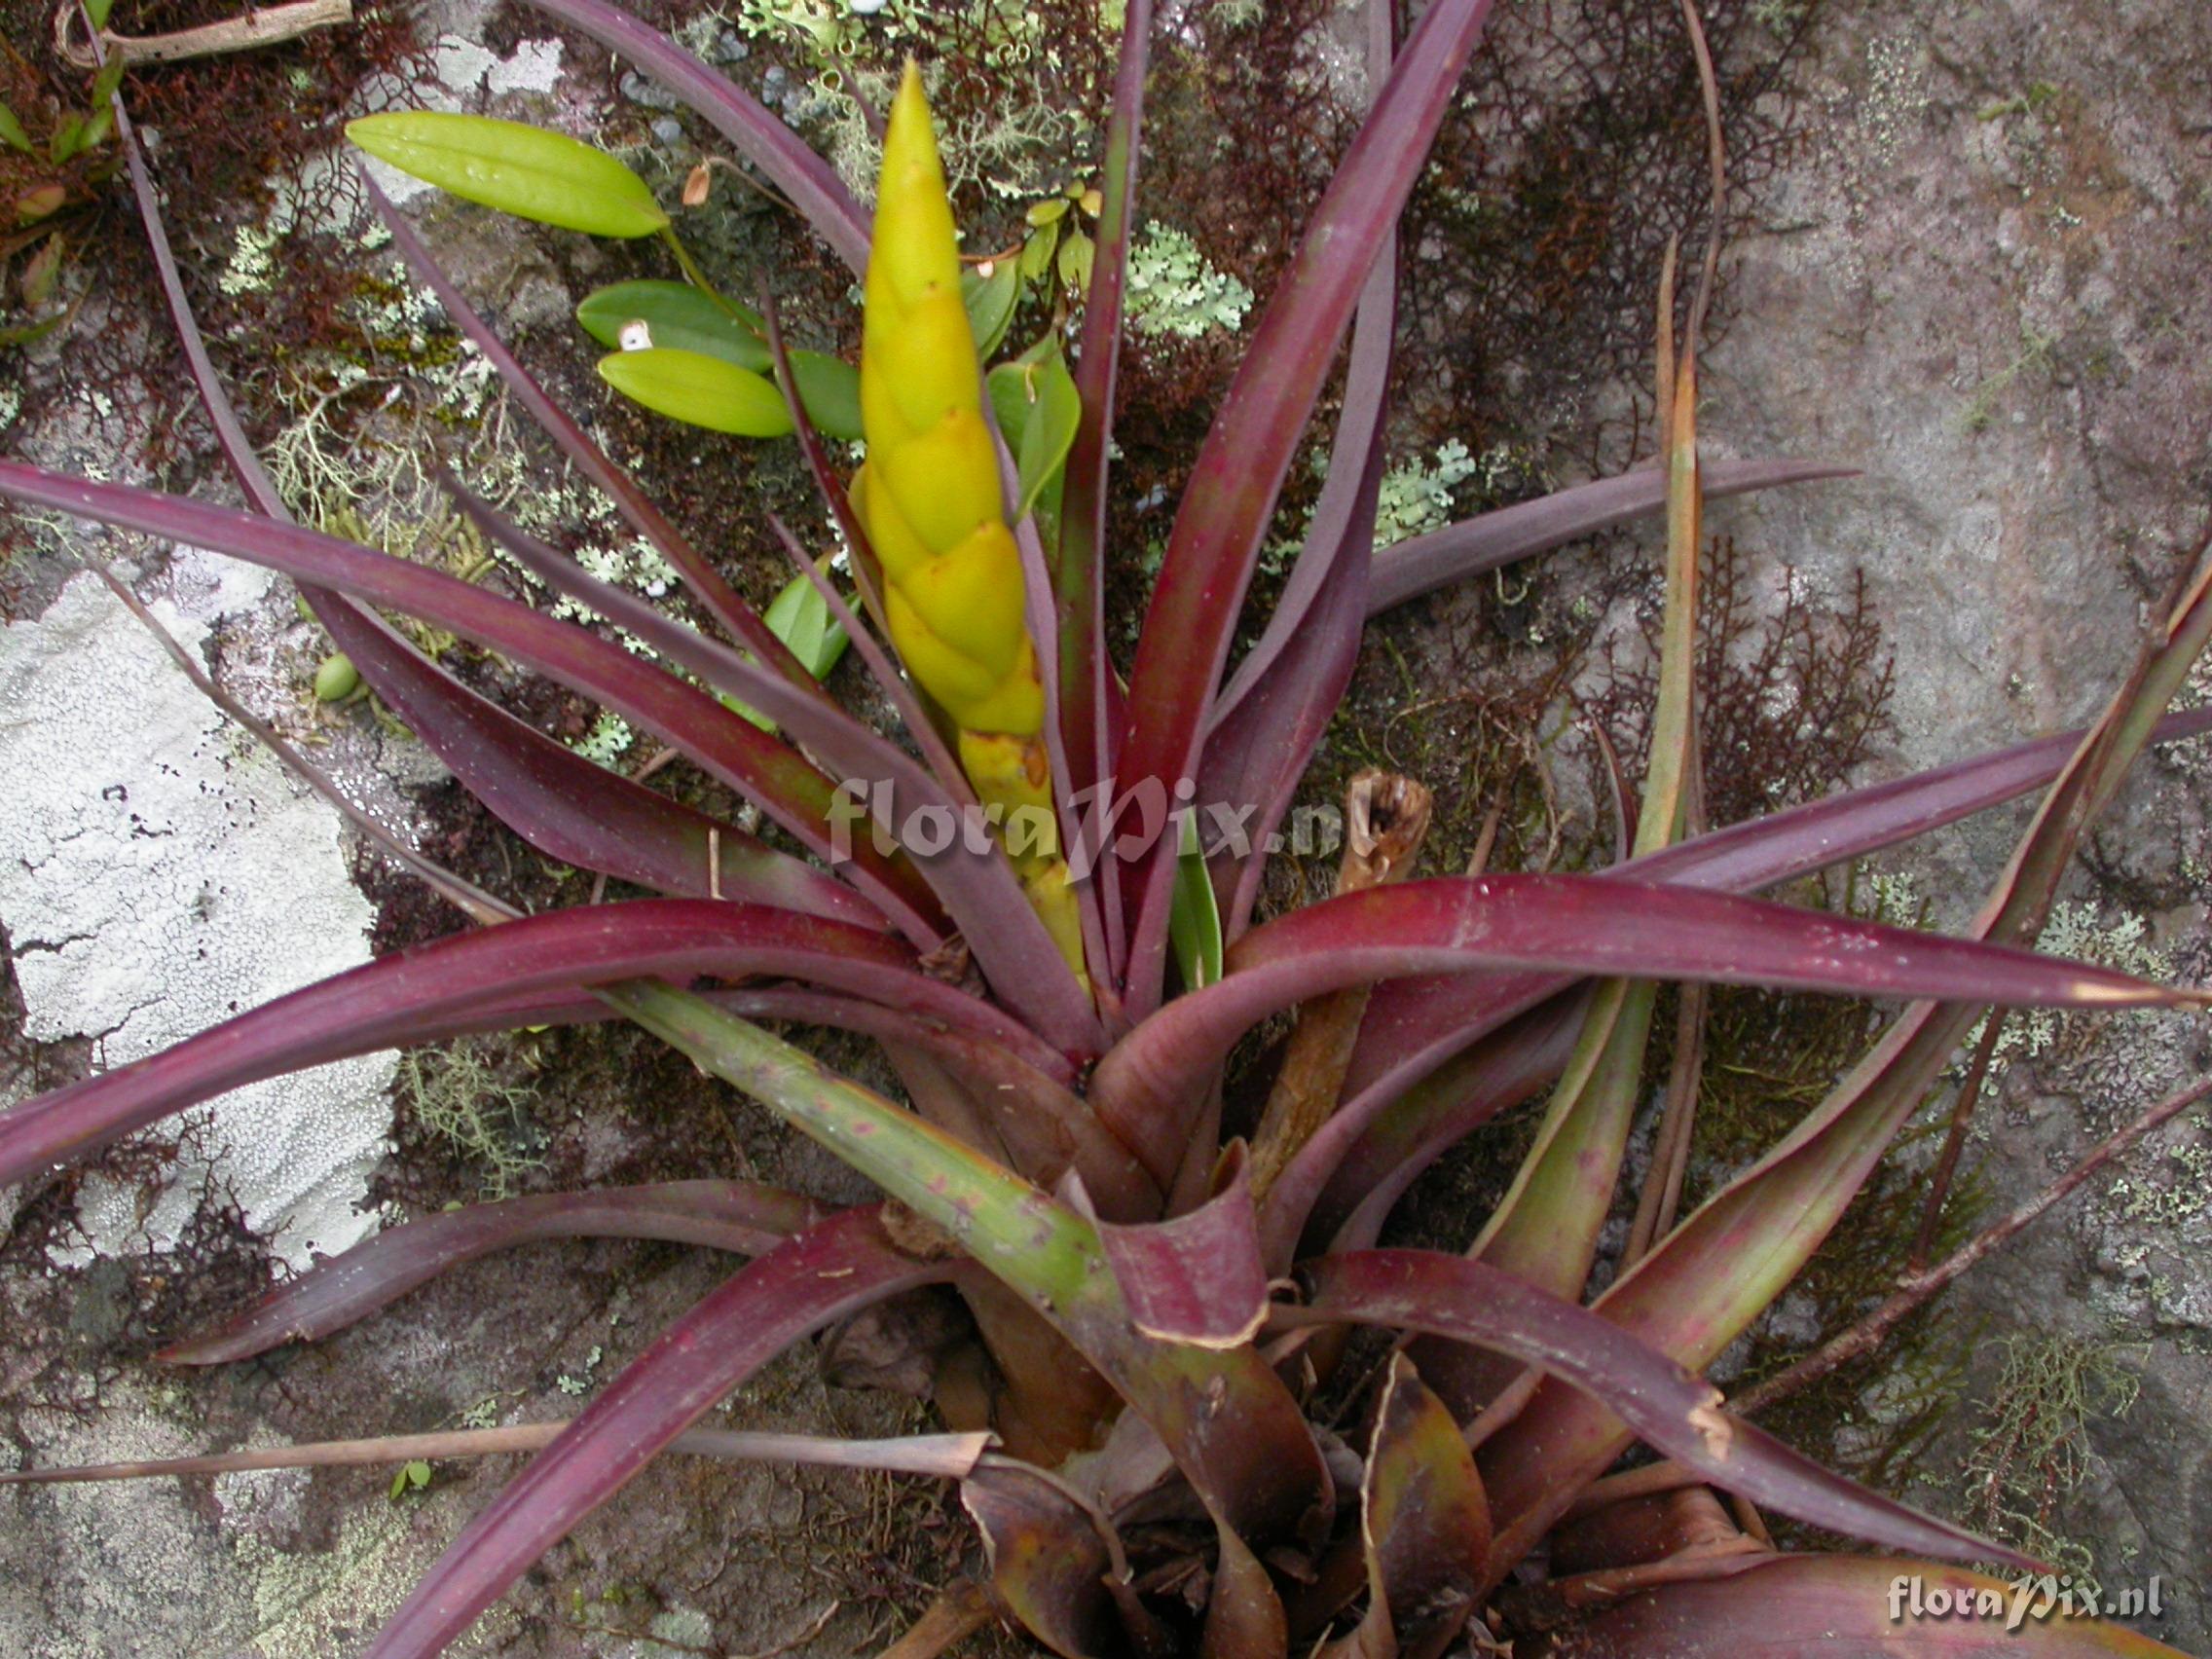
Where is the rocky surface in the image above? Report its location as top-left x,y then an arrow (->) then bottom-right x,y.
1705,0 -> 2210,1642
2,0 -> 2209,1653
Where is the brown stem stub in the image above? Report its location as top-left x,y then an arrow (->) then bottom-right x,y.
1248,771 -> 1433,1201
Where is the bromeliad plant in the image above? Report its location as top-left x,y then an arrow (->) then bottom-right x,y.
4,2 -> 2209,1654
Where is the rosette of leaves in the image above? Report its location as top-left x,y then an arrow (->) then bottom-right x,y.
2,3 -> 2206,1656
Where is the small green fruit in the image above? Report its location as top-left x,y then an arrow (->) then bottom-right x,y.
314,652 -> 360,702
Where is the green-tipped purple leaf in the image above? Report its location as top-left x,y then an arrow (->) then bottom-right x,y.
161,1181 -> 817,1364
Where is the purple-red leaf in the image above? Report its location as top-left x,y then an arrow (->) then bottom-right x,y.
1364,458 -> 1856,613
1082,1143 -> 1267,1346
1537,1555 -> 2188,1657
1338,1354 -> 1490,1659
1287,1251 -> 2036,1572
1113,0 -> 1496,1017
0,461 -> 946,941
0,900 -> 1052,1190
161,1180 -> 818,1364
961,1459 -> 1125,1659
362,1206 -> 945,1658
1328,704 -> 2212,1188
1056,0 -> 1152,823
1201,0 -> 1398,942
1088,872 -> 2185,1186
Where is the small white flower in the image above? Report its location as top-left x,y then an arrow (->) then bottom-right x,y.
618,319 -> 653,351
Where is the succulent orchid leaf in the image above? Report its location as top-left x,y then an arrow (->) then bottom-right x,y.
0,101 -> 31,155
962,259 -> 1022,359
722,561 -> 852,731
596,346 -> 794,435
987,346 -> 1082,530
576,277 -> 769,361
515,0 -> 869,273
359,169 -> 830,692
160,1181 -> 819,1364
347,112 -> 669,238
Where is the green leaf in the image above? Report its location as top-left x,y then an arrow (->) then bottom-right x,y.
347,112 -> 669,239
763,563 -> 849,681
48,115 -> 85,166
1018,221 -> 1058,282
578,288 -> 860,441
786,349 -> 862,442
1056,226 -> 1093,296
0,103 -> 30,156
1024,196 -> 1070,227
596,348 -> 793,436
961,260 -> 1021,359
84,0 -> 113,28
986,347 -> 1081,528
722,563 -> 850,730
575,279 -> 768,366
1167,811 -> 1224,992
388,1458 -> 432,1499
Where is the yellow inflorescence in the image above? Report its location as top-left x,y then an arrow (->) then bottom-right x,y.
855,62 -> 1085,979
